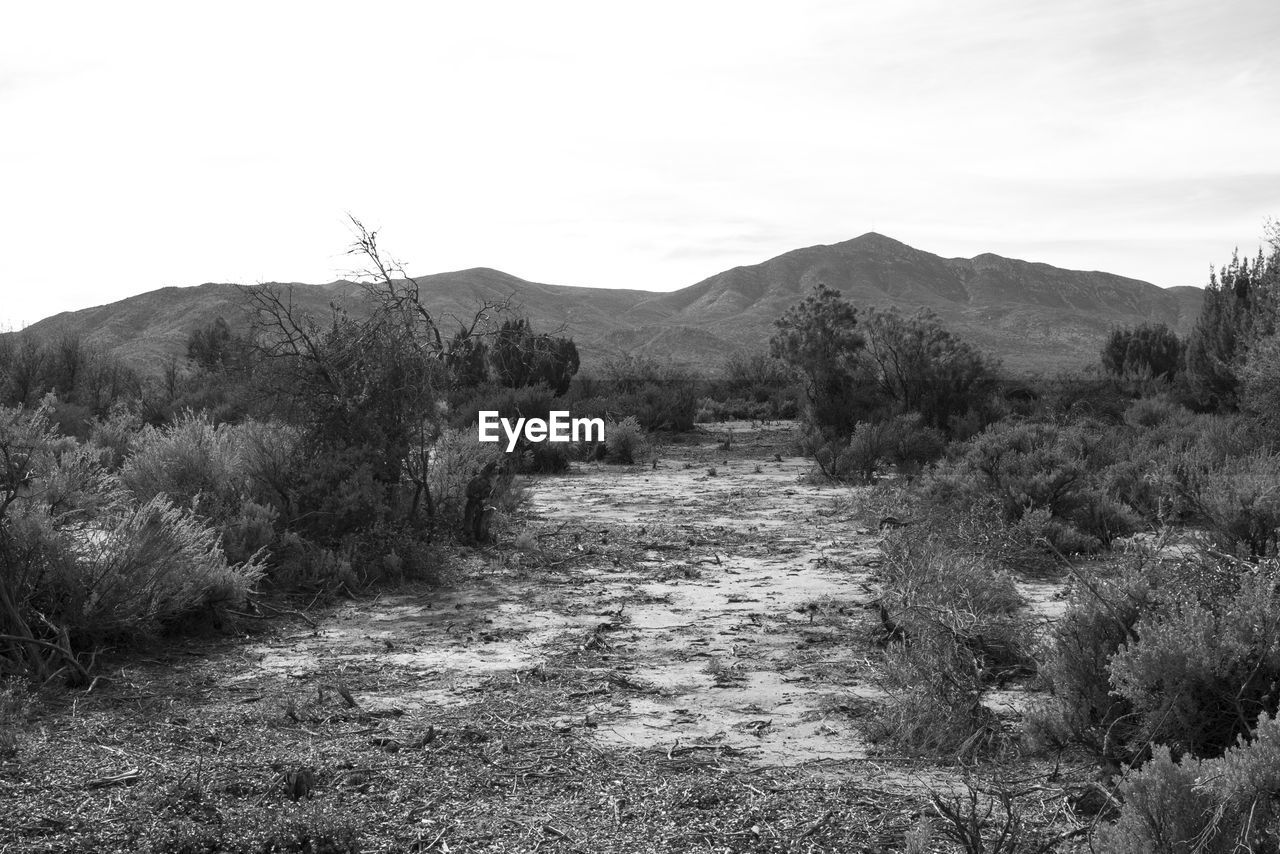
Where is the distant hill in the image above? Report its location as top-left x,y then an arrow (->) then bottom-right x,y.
636,233 -> 1204,372
14,233 -> 1204,374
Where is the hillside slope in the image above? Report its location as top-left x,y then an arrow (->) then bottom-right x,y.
15,234 -> 1204,374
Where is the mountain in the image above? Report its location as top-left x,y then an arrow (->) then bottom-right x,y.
14,234 -> 1204,374
636,233 -> 1204,372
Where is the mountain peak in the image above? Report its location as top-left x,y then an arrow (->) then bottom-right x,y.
838,232 -> 912,250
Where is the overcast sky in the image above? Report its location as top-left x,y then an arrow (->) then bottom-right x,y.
2,0 -> 1277,327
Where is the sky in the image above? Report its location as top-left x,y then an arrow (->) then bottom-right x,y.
2,0 -> 1278,328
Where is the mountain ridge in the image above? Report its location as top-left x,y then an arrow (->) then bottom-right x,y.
13,234 -> 1205,374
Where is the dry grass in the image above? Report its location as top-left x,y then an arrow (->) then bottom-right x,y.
3,625 -> 936,853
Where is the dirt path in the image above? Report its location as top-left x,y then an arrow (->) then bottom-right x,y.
239,422 -> 885,767
524,427 -> 884,765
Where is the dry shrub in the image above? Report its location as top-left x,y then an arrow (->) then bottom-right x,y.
1182,449 -> 1280,558
1034,554 -> 1280,764
803,421 -> 893,483
0,405 -> 263,678
924,419 -> 1140,553
221,500 -> 278,566
1027,559 -> 1153,761
865,630 -> 1015,762
121,411 -> 249,518
604,416 -> 646,464
269,532 -> 358,593
863,522 -> 1034,761
1110,561 -> 1280,758
1099,715 -> 1280,854
88,404 -> 143,470
34,495 -> 264,640
427,427 -> 509,523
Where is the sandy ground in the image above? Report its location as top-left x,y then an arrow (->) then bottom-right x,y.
239,422 -> 886,768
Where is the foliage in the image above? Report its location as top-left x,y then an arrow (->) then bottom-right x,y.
121,411 -> 251,521
714,349 -> 799,418
862,308 -> 998,432
863,521 -> 1031,761
1110,562 -> 1280,759
1036,554 -> 1280,765
770,283 -> 877,438
486,318 -> 580,395
1102,322 -> 1184,382
1180,450 -> 1280,557
1185,235 -> 1280,410
1098,716 -> 1280,854
425,427 -> 508,527
89,404 -> 144,469
604,416 -> 646,464
924,420 -> 1139,552
186,316 -> 251,373
1241,332 -> 1280,427
0,404 -> 263,680
886,413 -> 947,477
808,419 -> 901,481
598,355 -> 699,431
0,331 -> 142,427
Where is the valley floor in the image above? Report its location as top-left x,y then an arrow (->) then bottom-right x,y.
2,423 -> 1083,853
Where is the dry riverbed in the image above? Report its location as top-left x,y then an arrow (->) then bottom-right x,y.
1,423 -> 1080,853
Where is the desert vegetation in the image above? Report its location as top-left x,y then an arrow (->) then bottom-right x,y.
764,224 -> 1280,850
3,221 -> 1280,850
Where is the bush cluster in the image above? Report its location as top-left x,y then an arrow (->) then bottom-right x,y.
0,404 -> 264,681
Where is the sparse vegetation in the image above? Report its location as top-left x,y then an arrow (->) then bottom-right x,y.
7,219 -> 1280,851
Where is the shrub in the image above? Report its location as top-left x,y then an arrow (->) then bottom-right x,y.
1099,716 -> 1280,854
924,420 -> 1139,553
426,427 -> 507,525
1102,323 -> 1184,382
861,308 -> 998,432
44,495 -> 264,637
1039,373 -> 1131,423
770,283 -> 881,439
1110,562 -> 1280,758
886,414 -> 946,477
449,382 -> 557,434
287,445 -> 387,540
1096,747 -> 1225,853
604,416 -> 645,464
1029,560 -> 1152,760
1123,395 -> 1191,429
693,396 -> 775,424
2,428 -> 265,680
121,411 -> 249,522
863,522 -> 1032,761
1182,450 -> 1280,558
802,420 -> 896,483
88,405 -> 143,469
527,443 -> 570,473
721,349 -> 795,401
1035,555 -> 1280,763
220,500 -> 277,565
601,355 -> 699,431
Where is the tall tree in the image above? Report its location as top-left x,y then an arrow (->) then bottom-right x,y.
770,283 -> 881,438
1185,240 -> 1280,410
